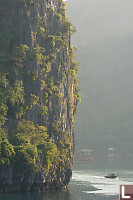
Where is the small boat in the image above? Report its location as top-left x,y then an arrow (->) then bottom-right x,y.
104,173 -> 118,179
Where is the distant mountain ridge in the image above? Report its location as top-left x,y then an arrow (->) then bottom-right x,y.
67,0 -> 133,155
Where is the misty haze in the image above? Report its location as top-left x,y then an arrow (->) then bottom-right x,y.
67,0 -> 133,156
1,0 -> 133,200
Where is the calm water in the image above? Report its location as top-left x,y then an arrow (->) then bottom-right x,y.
0,158 -> 133,200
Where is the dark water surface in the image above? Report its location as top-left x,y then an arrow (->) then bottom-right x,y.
0,158 -> 133,200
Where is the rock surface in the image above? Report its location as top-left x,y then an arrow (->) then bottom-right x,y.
0,0 -> 79,192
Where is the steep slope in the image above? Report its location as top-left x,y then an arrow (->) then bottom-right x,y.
0,0 -> 80,192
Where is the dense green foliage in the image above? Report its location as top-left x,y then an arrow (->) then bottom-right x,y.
0,0 -> 79,173
7,120 -> 59,172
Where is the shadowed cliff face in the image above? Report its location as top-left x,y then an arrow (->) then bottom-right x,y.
0,0 -> 79,192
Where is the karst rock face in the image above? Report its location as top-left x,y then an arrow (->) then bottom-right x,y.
0,0 -> 80,192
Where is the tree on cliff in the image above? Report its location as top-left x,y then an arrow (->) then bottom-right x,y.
0,0 -> 80,192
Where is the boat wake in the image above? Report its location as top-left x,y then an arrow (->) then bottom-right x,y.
72,170 -> 133,196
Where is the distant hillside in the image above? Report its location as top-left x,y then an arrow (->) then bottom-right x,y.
67,0 -> 133,155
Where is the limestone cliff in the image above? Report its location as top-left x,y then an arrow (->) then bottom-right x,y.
0,0 -> 80,192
